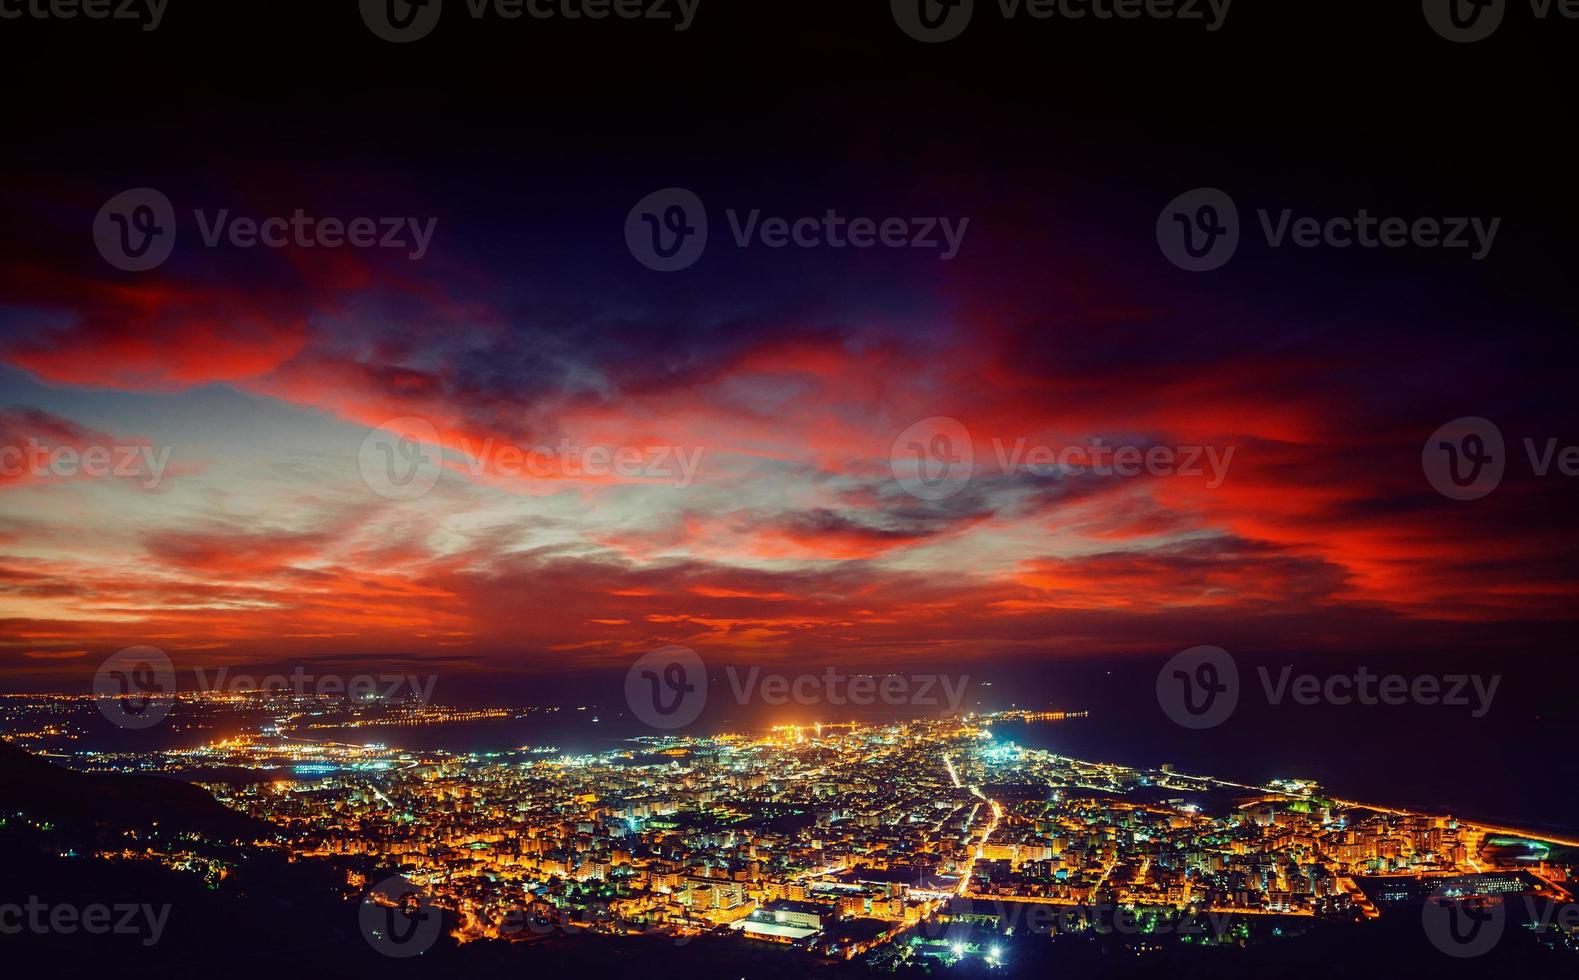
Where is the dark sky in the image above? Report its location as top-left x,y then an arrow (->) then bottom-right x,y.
0,0 -> 1576,684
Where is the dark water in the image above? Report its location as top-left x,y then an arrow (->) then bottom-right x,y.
979,654 -> 1579,839
326,713 -> 649,756
21,649 -> 1577,837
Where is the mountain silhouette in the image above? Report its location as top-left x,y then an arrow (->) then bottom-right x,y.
0,739 -> 265,842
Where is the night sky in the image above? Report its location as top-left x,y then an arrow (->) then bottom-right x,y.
1,2 -> 1576,688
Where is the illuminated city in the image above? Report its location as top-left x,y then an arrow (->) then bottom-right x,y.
3,690 -> 1574,974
